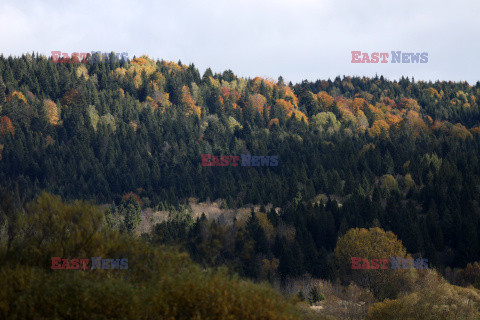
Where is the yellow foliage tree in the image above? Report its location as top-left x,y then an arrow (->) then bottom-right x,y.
340,107 -> 356,127
152,71 -> 166,89
162,60 -> 188,74
76,64 -> 89,80
381,174 -> 399,197
425,87 -> 440,98
369,120 -> 390,138
356,110 -> 369,129
398,98 -> 420,112
127,55 -> 157,89
43,99 -> 60,125
114,67 -> 127,78
7,91 -> 27,104
226,116 -> 242,131
86,105 -> 100,131
334,227 -> 411,300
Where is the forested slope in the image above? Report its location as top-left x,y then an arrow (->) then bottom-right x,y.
1,52 -> 480,280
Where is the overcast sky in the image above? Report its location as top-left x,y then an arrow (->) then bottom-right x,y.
0,0 -> 479,84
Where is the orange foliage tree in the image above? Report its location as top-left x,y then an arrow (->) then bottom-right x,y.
386,114 -> 403,129
267,118 -> 280,128
0,116 -> 15,136
283,86 -> 299,107
252,77 -> 275,96
60,89 -> 82,107
382,97 -> 396,107
181,86 -> 201,117
250,93 -> 267,114
275,99 -> 308,125
316,91 -> 334,110
470,126 -> 480,135
350,98 -> 366,113
123,192 -> 142,205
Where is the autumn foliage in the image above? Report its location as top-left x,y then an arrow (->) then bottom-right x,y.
44,99 -> 60,125
334,227 -> 411,300
123,191 -> 142,205
276,99 -> 308,124
268,118 -> 280,128
369,120 -> 390,138
6,91 -> 27,104
316,91 -> 334,110
0,116 -> 14,136
397,97 -> 420,111
181,85 -> 201,117
250,93 -> 267,114
60,89 -> 83,107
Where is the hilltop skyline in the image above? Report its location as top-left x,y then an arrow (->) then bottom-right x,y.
0,0 -> 479,84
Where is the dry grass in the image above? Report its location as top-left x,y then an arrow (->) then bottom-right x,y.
135,198 -> 279,234
137,208 -> 169,235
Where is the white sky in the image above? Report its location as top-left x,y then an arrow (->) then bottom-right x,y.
0,0 -> 479,84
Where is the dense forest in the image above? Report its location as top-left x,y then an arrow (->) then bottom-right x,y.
1,52 -> 480,319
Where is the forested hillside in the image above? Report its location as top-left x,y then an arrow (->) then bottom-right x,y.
1,52 -> 480,318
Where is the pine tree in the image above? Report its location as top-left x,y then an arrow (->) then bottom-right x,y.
123,198 -> 142,232
308,286 -> 323,304
0,77 -> 6,103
